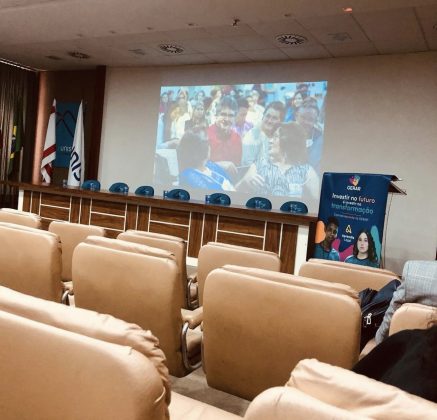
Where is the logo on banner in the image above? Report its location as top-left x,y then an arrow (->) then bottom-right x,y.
347,175 -> 361,191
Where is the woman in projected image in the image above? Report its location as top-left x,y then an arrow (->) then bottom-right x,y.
184,101 -> 208,132
255,122 -> 319,200
177,129 -> 262,192
284,91 -> 304,122
345,229 -> 379,268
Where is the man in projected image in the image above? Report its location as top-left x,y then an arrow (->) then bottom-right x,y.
314,216 -> 340,261
207,96 -> 242,168
242,101 -> 285,166
295,100 -> 323,171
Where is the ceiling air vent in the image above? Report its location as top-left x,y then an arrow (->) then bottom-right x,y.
67,51 -> 91,59
158,44 -> 184,54
275,34 -> 307,46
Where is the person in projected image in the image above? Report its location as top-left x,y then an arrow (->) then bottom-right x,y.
314,216 -> 340,261
178,129 -> 263,192
255,122 -> 319,200
295,99 -> 323,172
234,98 -> 253,139
345,229 -> 379,268
185,101 -> 208,132
245,90 -> 265,126
242,101 -> 285,166
284,91 -> 304,122
207,96 -> 242,173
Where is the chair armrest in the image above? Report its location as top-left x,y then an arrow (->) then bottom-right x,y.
181,307 -> 203,329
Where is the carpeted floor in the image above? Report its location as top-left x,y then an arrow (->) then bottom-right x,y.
171,368 -> 250,416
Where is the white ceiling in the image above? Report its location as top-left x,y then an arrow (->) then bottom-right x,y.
1,0 -> 437,70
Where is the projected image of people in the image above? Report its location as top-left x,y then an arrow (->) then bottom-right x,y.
345,229 -> 379,268
154,81 -> 327,202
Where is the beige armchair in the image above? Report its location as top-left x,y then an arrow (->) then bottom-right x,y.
0,208 -> 41,229
72,236 -> 201,377
299,259 -> 400,291
0,222 -> 62,301
202,265 -> 361,400
0,285 -> 170,420
117,229 -> 191,308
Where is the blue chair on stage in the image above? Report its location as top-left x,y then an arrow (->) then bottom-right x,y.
163,189 -> 190,201
246,196 -> 272,210
135,186 -> 155,197
280,201 -> 308,214
109,182 -> 129,194
205,193 -> 231,206
81,180 -> 101,191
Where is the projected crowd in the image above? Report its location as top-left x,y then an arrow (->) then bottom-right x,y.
154,82 -> 327,199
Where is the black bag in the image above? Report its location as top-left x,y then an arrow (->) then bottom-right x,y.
359,279 -> 401,350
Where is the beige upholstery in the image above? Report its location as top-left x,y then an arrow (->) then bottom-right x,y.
309,258 -> 398,276
73,236 -> 200,377
287,359 -> 437,419
197,242 -> 281,305
299,260 -> 400,291
202,265 -> 361,400
118,230 -> 190,307
49,221 -> 106,282
0,222 -> 62,301
389,303 -> 437,336
0,208 -> 41,229
0,309 -> 169,419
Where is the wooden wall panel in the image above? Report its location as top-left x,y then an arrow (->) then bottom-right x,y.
70,197 -> 81,223
91,200 -> 126,216
40,193 -> 70,208
40,219 -> 51,231
280,224 -> 298,274
30,192 -> 40,214
150,207 -> 190,225
202,213 -> 217,246
79,198 -> 91,225
90,213 -> 125,230
149,222 -> 189,240
264,222 -> 281,253
188,212 -> 203,257
137,206 -> 149,231
306,221 -> 316,260
105,229 -> 120,239
22,191 -> 31,212
125,204 -> 138,230
39,206 -> 70,220
216,231 -> 264,249
218,215 -> 265,236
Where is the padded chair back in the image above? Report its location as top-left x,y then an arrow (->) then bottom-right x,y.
0,285 -> 171,412
164,188 -> 190,200
299,260 -> 399,291
389,303 -> 437,336
309,258 -> 397,276
73,236 -> 188,376
280,201 -> 308,214
109,182 -> 129,193
202,265 -> 361,400
0,208 -> 41,229
0,222 -> 62,301
81,179 -> 101,191
0,309 -> 168,420
197,242 -> 281,305
135,185 -> 155,196
117,230 -> 189,307
49,221 -> 106,282
245,196 -> 272,210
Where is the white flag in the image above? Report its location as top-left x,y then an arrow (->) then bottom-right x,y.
68,101 -> 85,186
41,99 -> 56,183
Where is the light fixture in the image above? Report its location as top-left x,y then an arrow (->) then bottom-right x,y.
67,51 -> 90,59
158,44 -> 184,54
276,34 -> 307,46
342,7 -> 353,13
232,18 -> 240,27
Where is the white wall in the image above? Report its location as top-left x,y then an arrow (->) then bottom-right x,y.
99,52 -> 437,273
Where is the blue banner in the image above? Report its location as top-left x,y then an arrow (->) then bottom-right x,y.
314,173 -> 392,268
54,102 -> 79,168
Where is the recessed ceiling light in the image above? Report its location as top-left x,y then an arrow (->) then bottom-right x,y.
328,32 -> 352,42
67,51 -> 91,59
276,34 -> 307,46
158,44 -> 184,54
342,7 -> 353,13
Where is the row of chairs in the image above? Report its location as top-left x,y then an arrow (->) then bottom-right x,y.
1,285 -> 436,419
